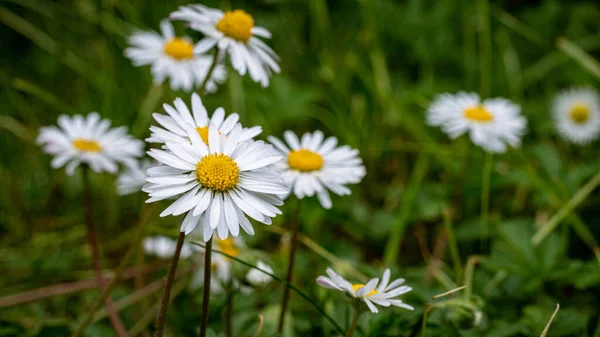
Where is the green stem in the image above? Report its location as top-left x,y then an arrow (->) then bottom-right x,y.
480,152 -> 493,252
443,209 -> 461,283
278,199 -> 303,333
198,50 -> 220,96
421,304 -> 431,337
198,237 -> 213,337
345,310 -> 361,337
225,289 -> 234,337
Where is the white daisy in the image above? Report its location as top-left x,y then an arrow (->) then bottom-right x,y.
427,92 -> 527,153
552,88 -> 600,145
190,237 -> 243,293
37,113 -> 143,175
267,131 -> 366,209
170,5 -> 280,88
143,123 -> 288,241
125,19 -> 226,92
146,93 -> 262,145
143,235 -> 193,259
116,159 -> 152,196
316,267 -> 414,314
246,260 -> 273,287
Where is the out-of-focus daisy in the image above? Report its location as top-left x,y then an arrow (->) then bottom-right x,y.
427,92 -> 527,153
38,113 -> 143,175
143,235 -> 194,259
117,159 -> 153,196
143,123 -> 288,240
170,5 -> 280,88
146,93 -> 262,145
552,88 -> 600,145
246,260 -> 273,287
317,268 -> 413,313
125,20 -> 226,92
267,131 -> 365,209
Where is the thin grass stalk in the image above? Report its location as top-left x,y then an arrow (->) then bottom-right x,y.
442,208 -> 461,283
345,310 -> 361,337
81,167 -> 128,337
477,0 -> 492,97
480,152 -> 493,252
198,50 -> 220,96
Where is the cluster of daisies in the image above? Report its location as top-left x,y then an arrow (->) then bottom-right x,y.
427,88 -> 600,152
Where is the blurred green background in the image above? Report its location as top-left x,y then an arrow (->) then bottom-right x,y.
1,0 -> 600,336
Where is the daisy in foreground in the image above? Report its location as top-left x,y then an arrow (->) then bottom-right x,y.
268,131 -> 366,209
143,123 -> 288,240
552,88 -> 600,145
170,5 -> 280,88
38,113 -> 143,175
146,93 -> 262,145
125,20 -> 226,92
427,92 -> 527,153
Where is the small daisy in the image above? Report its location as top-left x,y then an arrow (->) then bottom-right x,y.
143,235 -> 193,259
427,92 -> 527,153
552,88 -> 600,145
146,93 -> 262,145
317,267 -> 414,313
143,123 -> 288,241
246,260 -> 274,287
170,5 -> 280,88
116,159 -> 152,196
125,20 -> 226,92
267,131 -> 366,209
38,113 -> 143,175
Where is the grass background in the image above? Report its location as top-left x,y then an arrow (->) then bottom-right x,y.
1,0 -> 600,336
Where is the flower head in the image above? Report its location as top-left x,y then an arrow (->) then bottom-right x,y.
37,113 -> 143,175
116,159 -> 152,196
125,20 -> 226,92
170,5 -> 280,88
552,88 -> 600,145
143,122 -> 288,241
267,131 -> 365,209
317,268 -> 413,313
146,93 -> 262,145
427,92 -> 527,153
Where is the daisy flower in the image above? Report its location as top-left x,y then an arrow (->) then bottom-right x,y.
143,235 -> 193,259
170,5 -> 280,88
143,123 -> 288,241
246,260 -> 274,287
552,88 -> 600,145
125,20 -> 226,92
427,92 -> 527,153
116,159 -> 152,196
146,93 -> 262,145
267,131 -> 366,209
38,113 -> 143,175
317,267 -> 414,313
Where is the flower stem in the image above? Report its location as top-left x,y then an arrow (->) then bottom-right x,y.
81,167 -> 128,337
442,208 -> 461,283
480,152 -> 493,252
198,237 -> 213,337
277,199 -> 303,333
224,288 -> 234,337
345,310 -> 361,337
198,50 -> 220,96
154,231 -> 186,337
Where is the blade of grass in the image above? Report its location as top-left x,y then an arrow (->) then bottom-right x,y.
540,304 -> 560,337
491,6 -> 546,48
556,37 -> 600,80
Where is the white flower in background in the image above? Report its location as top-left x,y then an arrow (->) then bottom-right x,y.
170,5 -> 280,88
116,159 -> 153,196
143,123 -> 288,241
552,88 -> 600,145
125,20 -> 226,92
143,235 -> 193,259
37,113 -> 143,175
267,131 -> 366,209
191,237 -> 243,293
427,92 -> 527,153
246,260 -> 273,287
317,268 -> 414,314
146,93 -> 262,145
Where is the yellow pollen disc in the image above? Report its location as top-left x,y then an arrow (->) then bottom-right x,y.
217,237 -> 240,260
196,154 -> 239,192
73,138 -> 102,152
216,10 -> 254,43
287,149 -> 323,172
464,105 -> 494,122
569,104 -> 590,124
351,283 -> 378,297
164,38 -> 195,60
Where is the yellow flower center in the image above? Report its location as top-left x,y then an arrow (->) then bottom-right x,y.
215,10 -> 254,43
569,104 -> 590,124
196,154 -> 239,192
73,138 -> 102,152
464,105 -> 493,122
216,237 -> 240,260
287,149 -> 323,172
164,38 -> 195,60
351,283 -> 378,297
